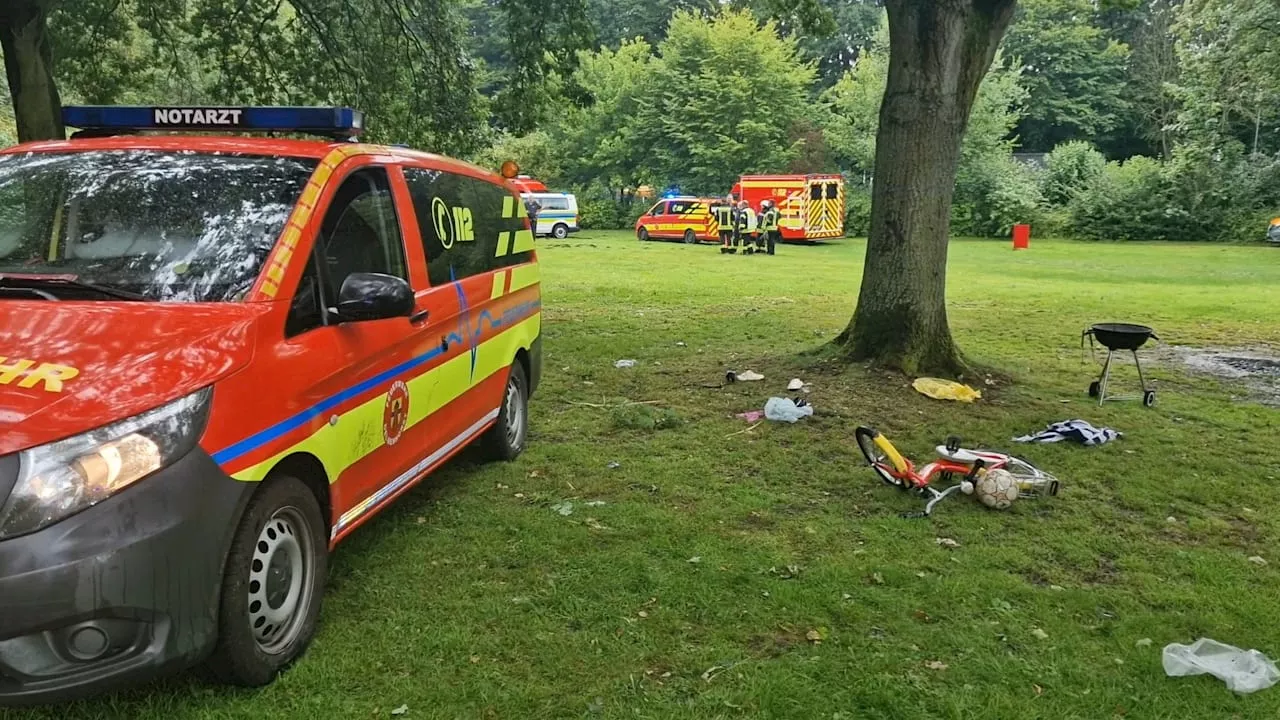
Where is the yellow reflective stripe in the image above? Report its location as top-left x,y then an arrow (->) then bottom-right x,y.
231,313 -> 542,484
496,231 -> 514,257
517,201 -> 528,218
502,195 -> 514,219
511,228 -> 535,254
508,262 -> 540,292
491,270 -> 507,299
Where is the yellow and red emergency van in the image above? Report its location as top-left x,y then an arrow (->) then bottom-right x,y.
0,106 -> 542,702
634,196 -> 723,243
730,174 -> 845,242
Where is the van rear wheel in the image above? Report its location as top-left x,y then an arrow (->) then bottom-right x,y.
204,475 -> 327,687
482,362 -> 529,461
683,229 -> 697,244
552,223 -> 569,240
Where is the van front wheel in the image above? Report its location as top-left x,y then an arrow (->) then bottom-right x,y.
552,223 -> 569,240
204,475 -> 327,687
637,227 -> 649,242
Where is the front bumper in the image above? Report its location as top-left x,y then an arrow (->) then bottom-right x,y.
0,449 -> 252,705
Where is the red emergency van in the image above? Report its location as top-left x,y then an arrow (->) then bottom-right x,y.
634,196 -> 722,243
0,106 -> 542,703
730,174 -> 845,242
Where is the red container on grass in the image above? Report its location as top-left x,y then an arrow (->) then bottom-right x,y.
1012,224 -> 1030,250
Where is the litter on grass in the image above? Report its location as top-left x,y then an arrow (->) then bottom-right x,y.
764,397 -> 813,423
1163,638 -> 1280,694
1014,419 -> 1121,446
614,359 -> 637,368
551,502 -> 574,516
912,377 -> 981,403
736,370 -> 765,382
736,410 -> 765,423
787,378 -> 805,391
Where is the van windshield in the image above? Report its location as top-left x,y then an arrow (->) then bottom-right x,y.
0,150 -> 316,302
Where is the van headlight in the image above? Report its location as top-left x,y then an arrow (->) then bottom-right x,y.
0,388 -> 211,539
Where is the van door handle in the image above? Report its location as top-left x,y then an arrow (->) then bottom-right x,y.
409,310 -> 429,325
441,337 -> 449,353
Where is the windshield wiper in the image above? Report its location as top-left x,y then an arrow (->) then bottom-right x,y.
0,274 -> 154,302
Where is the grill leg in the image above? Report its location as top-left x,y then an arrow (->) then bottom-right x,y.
1098,350 -> 1114,406
1132,349 -> 1148,393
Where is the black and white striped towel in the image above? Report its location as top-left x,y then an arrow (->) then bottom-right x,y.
1014,420 -> 1121,446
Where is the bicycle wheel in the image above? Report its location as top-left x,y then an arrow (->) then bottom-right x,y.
855,426 -> 910,489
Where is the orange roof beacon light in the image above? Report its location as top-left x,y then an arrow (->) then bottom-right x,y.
500,160 -> 520,180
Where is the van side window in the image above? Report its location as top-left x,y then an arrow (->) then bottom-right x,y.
540,196 -> 569,211
464,176 -> 533,272
316,167 -> 407,301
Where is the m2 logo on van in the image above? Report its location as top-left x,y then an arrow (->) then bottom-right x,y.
431,197 -> 475,250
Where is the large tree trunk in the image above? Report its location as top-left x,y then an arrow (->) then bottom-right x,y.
0,1 -> 64,143
834,0 -> 1016,376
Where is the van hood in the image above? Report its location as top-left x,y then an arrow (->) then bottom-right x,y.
0,302 -> 271,455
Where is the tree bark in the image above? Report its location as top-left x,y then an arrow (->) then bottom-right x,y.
1,1 -> 65,143
834,0 -> 1016,376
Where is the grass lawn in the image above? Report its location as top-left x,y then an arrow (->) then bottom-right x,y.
14,232 -> 1280,719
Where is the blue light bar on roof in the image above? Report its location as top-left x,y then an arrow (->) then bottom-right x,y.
61,105 -> 365,138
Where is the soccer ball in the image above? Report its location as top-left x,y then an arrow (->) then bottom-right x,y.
975,469 -> 1019,510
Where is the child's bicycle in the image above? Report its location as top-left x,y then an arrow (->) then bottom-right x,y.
855,426 -> 1060,518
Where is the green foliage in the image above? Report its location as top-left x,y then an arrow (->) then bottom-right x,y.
587,0 -> 716,48
1003,0 -> 1132,152
796,0 -> 880,87
577,196 -> 643,230
1041,141 -> 1107,205
953,154 -> 1044,238
558,39 -> 655,192
633,10 -> 818,195
472,131 -> 564,185
483,0 -> 596,133
819,27 -> 885,174
1174,0 -> 1280,156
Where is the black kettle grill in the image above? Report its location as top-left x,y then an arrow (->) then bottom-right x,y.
1082,323 -> 1159,407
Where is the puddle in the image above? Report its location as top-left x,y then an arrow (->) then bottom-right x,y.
1160,346 -> 1280,406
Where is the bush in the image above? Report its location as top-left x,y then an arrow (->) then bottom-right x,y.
953,155 -> 1043,237
578,197 -> 646,231
1067,146 -> 1280,243
1069,155 -> 1174,241
844,182 -> 872,237
1041,141 -> 1106,206
578,198 -> 625,230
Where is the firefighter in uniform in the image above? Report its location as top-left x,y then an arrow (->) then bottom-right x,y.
737,200 -> 757,255
760,200 -> 781,255
715,196 -> 735,254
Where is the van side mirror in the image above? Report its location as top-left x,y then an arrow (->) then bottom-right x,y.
333,272 -> 414,323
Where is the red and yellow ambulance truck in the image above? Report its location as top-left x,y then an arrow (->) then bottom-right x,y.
634,196 -> 723,243
0,106 -> 542,702
729,174 -> 845,242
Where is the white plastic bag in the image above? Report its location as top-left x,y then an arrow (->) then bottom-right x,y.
1163,638 -> 1280,694
764,397 -> 813,423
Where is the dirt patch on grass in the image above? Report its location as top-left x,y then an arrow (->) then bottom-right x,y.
1159,345 -> 1280,406
747,627 -> 807,658
1083,554 -> 1121,586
